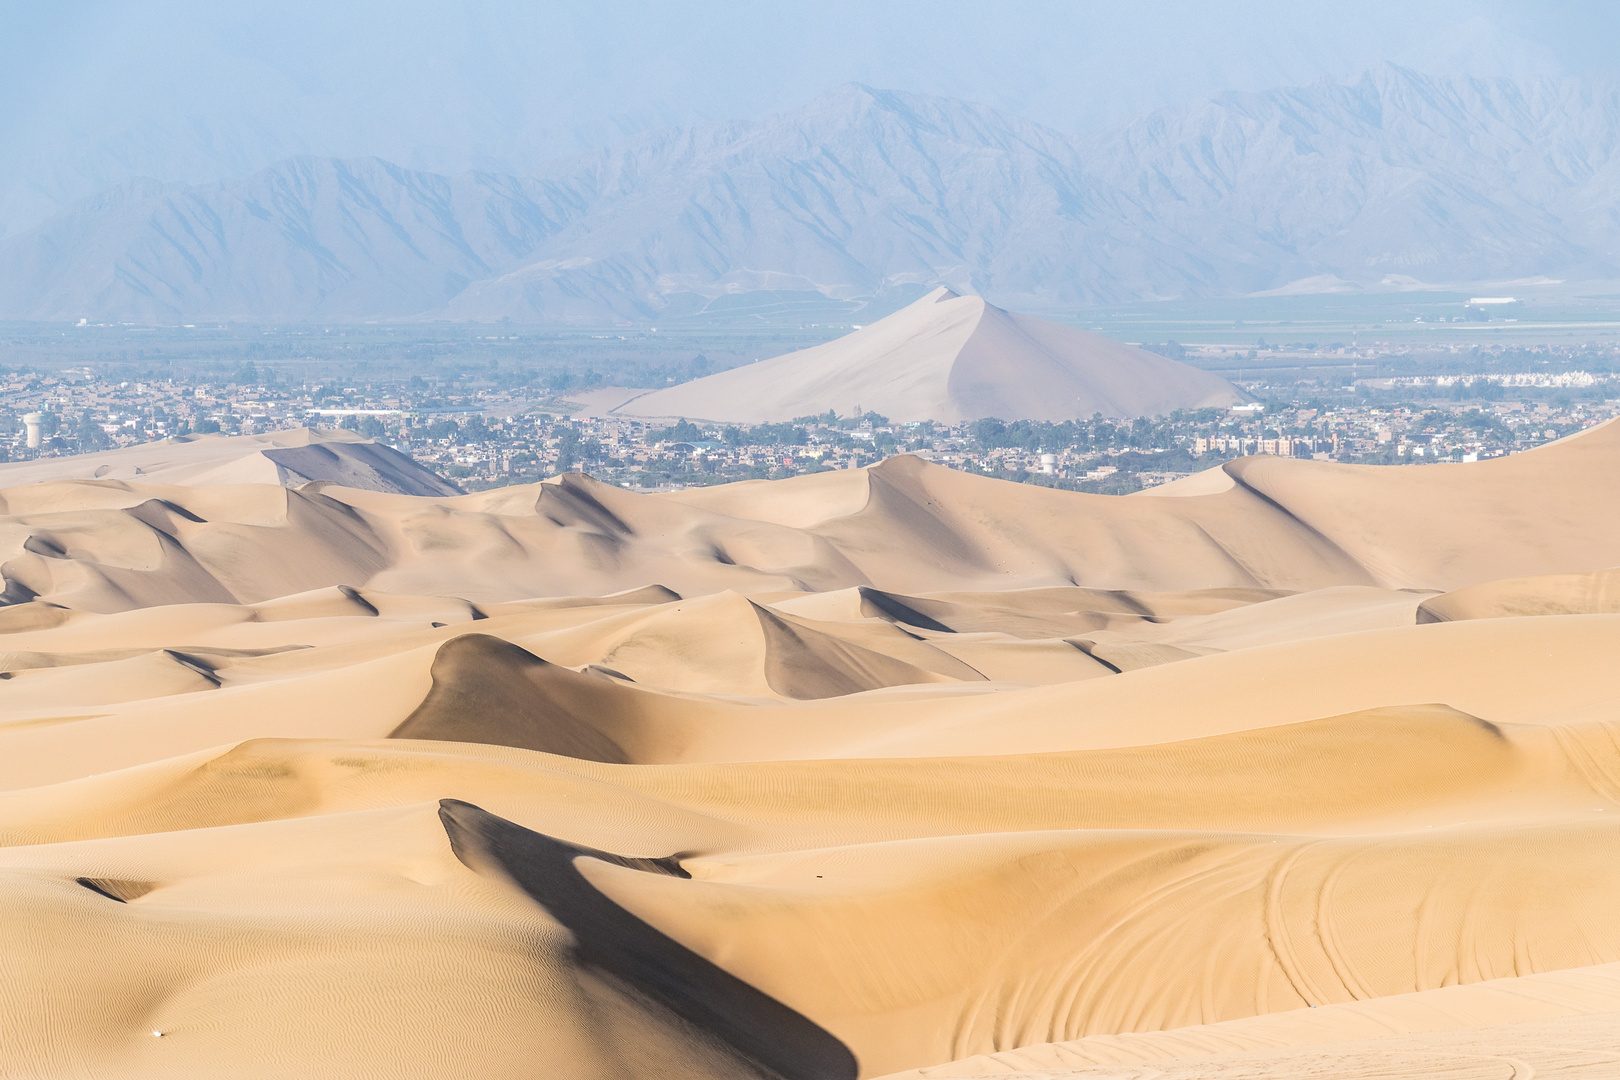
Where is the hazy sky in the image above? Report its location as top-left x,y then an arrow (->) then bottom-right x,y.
0,0 -> 1616,231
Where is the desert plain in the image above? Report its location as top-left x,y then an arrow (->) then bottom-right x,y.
3,424 -> 1620,1078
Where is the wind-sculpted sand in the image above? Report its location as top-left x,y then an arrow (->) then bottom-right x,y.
3,423 -> 1620,1078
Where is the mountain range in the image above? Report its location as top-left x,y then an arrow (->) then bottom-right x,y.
4,65 -> 1619,324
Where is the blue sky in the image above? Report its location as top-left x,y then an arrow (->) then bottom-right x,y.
0,0 -> 1615,231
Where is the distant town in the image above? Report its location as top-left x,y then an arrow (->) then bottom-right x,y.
2,342 -> 1614,494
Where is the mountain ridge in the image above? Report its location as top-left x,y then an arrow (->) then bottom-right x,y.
5,69 -> 1619,323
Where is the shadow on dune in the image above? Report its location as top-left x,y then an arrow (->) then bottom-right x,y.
389,634 -> 634,762
438,799 -> 858,1080
854,586 -> 954,632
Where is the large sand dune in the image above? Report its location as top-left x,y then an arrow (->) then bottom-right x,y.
615,288 -> 1243,422
2,423 -> 1620,1077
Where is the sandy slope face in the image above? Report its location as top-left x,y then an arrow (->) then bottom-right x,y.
615,288 -> 1242,423
2,425 -> 1620,1078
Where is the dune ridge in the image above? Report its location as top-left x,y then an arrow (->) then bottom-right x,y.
1,422 -> 1619,1077
440,798 -> 860,1080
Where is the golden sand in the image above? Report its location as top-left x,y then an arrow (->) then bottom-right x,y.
2,423 -> 1620,1077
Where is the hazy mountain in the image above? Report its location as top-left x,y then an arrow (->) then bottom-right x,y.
0,85 -> 1208,322
4,68 -> 1619,324
8,2 -> 1590,238
0,160 -> 588,322
438,86 -> 1219,321
1087,66 -> 1620,285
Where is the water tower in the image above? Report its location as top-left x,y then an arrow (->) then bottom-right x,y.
22,412 -> 42,449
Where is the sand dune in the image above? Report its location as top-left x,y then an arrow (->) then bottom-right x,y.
11,420 -> 1620,613
615,288 -> 1243,422
1419,565 -> 1620,622
0,427 -> 461,496
2,423 -> 1620,1077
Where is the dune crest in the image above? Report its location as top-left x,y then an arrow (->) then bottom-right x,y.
440,799 -> 860,1080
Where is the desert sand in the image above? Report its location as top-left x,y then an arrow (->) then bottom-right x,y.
2,422 -> 1620,1078
0,427 -> 462,496
615,288 -> 1243,422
